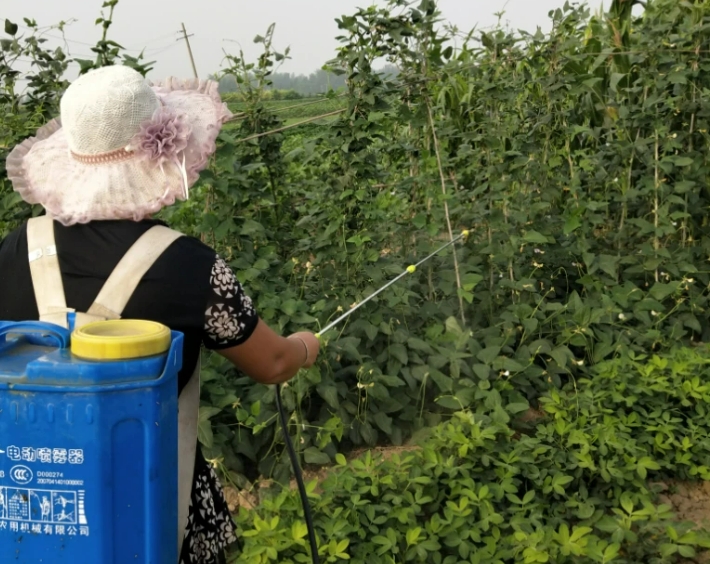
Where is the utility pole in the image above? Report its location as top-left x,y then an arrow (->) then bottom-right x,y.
179,23 -> 199,79
179,22 -> 204,243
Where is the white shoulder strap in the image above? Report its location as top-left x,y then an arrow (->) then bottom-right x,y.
26,216 -> 73,329
178,359 -> 200,556
26,219 -> 185,327
85,225 -> 183,320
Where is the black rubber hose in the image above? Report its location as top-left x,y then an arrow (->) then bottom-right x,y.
275,383 -> 320,564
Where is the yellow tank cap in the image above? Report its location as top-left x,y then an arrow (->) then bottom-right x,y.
71,320 -> 171,361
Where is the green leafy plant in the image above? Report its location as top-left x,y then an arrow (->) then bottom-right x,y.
231,345 -> 710,563
188,0 -> 710,490
73,0 -> 154,76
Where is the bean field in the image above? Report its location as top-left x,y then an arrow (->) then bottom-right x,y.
5,0 -> 710,562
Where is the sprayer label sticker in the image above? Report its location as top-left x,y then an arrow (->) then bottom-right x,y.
2,446 -> 84,465
0,487 -> 89,535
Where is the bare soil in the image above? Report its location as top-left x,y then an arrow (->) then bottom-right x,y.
222,444 -> 421,513
655,481 -> 710,563
658,481 -> 710,530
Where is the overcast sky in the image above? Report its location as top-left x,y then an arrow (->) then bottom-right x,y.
6,0 -> 609,79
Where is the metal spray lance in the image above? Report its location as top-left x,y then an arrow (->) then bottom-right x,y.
275,228 -> 471,564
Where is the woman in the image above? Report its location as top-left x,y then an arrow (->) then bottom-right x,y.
0,65 -> 320,563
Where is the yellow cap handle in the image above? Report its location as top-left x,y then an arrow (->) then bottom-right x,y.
71,320 -> 171,360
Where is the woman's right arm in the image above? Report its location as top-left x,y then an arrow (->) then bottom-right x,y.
216,319 -> 320,385
202,255 -> 320,385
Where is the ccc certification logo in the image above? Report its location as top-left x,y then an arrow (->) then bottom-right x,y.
10,465 -> 33,485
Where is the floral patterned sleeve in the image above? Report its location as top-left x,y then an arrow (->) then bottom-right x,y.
203,255 -> 259,350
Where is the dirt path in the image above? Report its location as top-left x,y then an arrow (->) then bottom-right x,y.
658,481 -> 710,529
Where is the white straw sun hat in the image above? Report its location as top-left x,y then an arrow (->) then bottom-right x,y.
6,65 -> 232,226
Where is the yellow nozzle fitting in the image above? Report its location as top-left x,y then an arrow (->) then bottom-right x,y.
315,333 -> 322,340
462,229 -> 470,238
406,265 -> 417,274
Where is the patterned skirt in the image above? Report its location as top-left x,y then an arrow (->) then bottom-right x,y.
179,453 -> 238,564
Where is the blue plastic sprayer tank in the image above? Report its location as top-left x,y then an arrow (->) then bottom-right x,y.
0,320 -> 182,563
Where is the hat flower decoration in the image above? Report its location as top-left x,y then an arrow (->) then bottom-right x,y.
128,106 -> 192,197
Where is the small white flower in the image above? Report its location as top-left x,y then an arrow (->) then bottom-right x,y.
619,313 -> 626,320
651,310 -> 659,317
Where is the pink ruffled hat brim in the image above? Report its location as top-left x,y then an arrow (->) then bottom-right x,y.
6,77 -> 232,226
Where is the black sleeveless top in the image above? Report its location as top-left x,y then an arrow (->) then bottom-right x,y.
0,218 -> 258,563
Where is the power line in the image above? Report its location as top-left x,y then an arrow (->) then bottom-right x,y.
6,57 -> 34,64
126,31 -> 180,50
42,33 -> 94,47
19,27 -> 182,54
144,43 -> 180,57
